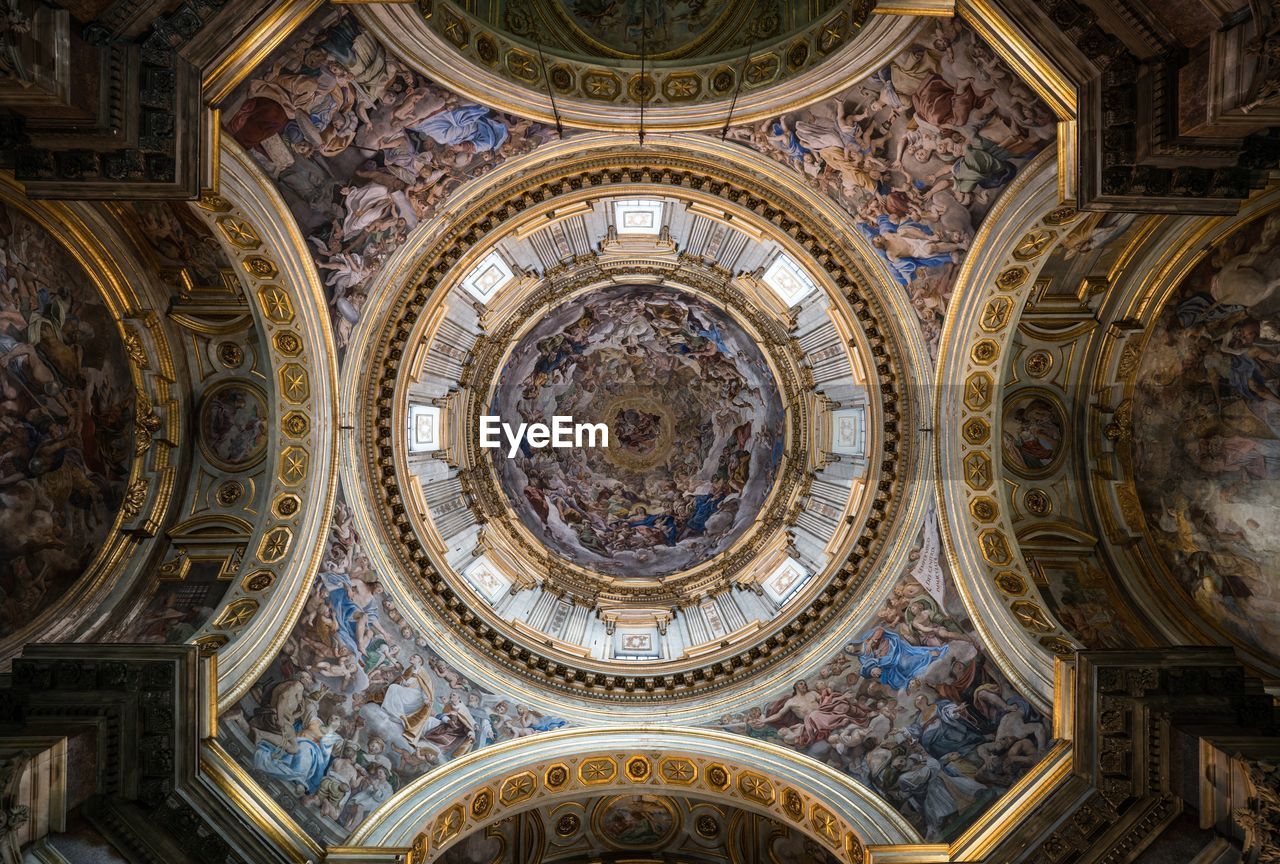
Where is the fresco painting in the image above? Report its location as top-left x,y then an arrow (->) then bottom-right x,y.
1033,561 -> 1137,650
726,18 -> 1057,356
490,285 -> 785,578
1000,392 -> 1064,475
127,562 -> 233,645
199,381 -> 269,470
220,9 -> 557,350
564,0 -> 730,55
220,491 -> 569,843
0,201 -> 135,640
599,794 -> 679,848
1132,211 -> 1280,665
712,512 -> 1049,842
122,201 -> 237,293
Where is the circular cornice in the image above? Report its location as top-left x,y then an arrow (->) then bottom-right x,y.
454,263 -> 812,605
355,145 -> 912,704
353,4 -> 922,131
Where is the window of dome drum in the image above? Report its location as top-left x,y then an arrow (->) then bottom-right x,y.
613,199 -> 666,235
763,254 -> 818,306
461,250 -> 516,302
407,404 -> 441,453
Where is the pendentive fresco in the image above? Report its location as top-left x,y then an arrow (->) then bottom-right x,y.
726,18 -> 1056,356
220,488 -> 570,843
713,513 -> 1049,842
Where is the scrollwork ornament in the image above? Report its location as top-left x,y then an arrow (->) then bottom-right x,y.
135,390 -> 162,455
1235,758 -> 1280,864
121,478 -> 149,520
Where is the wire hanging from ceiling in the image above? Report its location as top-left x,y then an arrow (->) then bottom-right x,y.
638,9 -> 647,147
721,12 -> 757,141
535,38 -> 565,139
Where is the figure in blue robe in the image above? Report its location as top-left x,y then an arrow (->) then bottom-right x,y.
252,727 -> 341,793
849,628 -> 948,690
684,493 -> 724,536
688,313 -> 730,354
626,510 -> 678,546
768,121 -> 806,161
857,215 -> 955,287
917,699 -> 987,758
410,104 -> 509,153
528,715 -> 567,732
320,570 -> 381,656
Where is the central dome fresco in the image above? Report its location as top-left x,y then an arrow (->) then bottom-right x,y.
489,284 -> 785,578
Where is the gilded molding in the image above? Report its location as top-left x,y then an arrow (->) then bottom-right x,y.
358,151 -> 910,702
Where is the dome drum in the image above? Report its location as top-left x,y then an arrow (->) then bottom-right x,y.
361,163 -> 910,700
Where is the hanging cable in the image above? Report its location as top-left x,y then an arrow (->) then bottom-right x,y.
721,10 -> 757,141
638,11 -> 647,146
535,39 -> 564,139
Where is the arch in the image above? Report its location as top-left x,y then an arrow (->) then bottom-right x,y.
1081,186 -> 1280,681
0,177 -> 179,664
933,149 -> 1065,707
346,6 -> 924,133
210,144 -> 342,706
347,727 -> 917,861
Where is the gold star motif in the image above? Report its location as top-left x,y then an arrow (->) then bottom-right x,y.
284,452 -> 306,479
284,370 -> 306,398
981,297 -> 1012,330
742,776 -> 770,800
262,530 -> 288,559
663,761 -> 693,781
221,218 -> 258,247
263,288 -> 291,319
965,454 -> 991,487
433,808 -> 460,844
221,604 -> 255,628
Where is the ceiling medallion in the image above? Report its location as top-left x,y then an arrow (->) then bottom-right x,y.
362,151 -> 908,701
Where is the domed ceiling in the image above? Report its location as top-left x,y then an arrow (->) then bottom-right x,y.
489,284 -> 786,578
195,2 -> 1074,851
15,0 -> 1280,862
